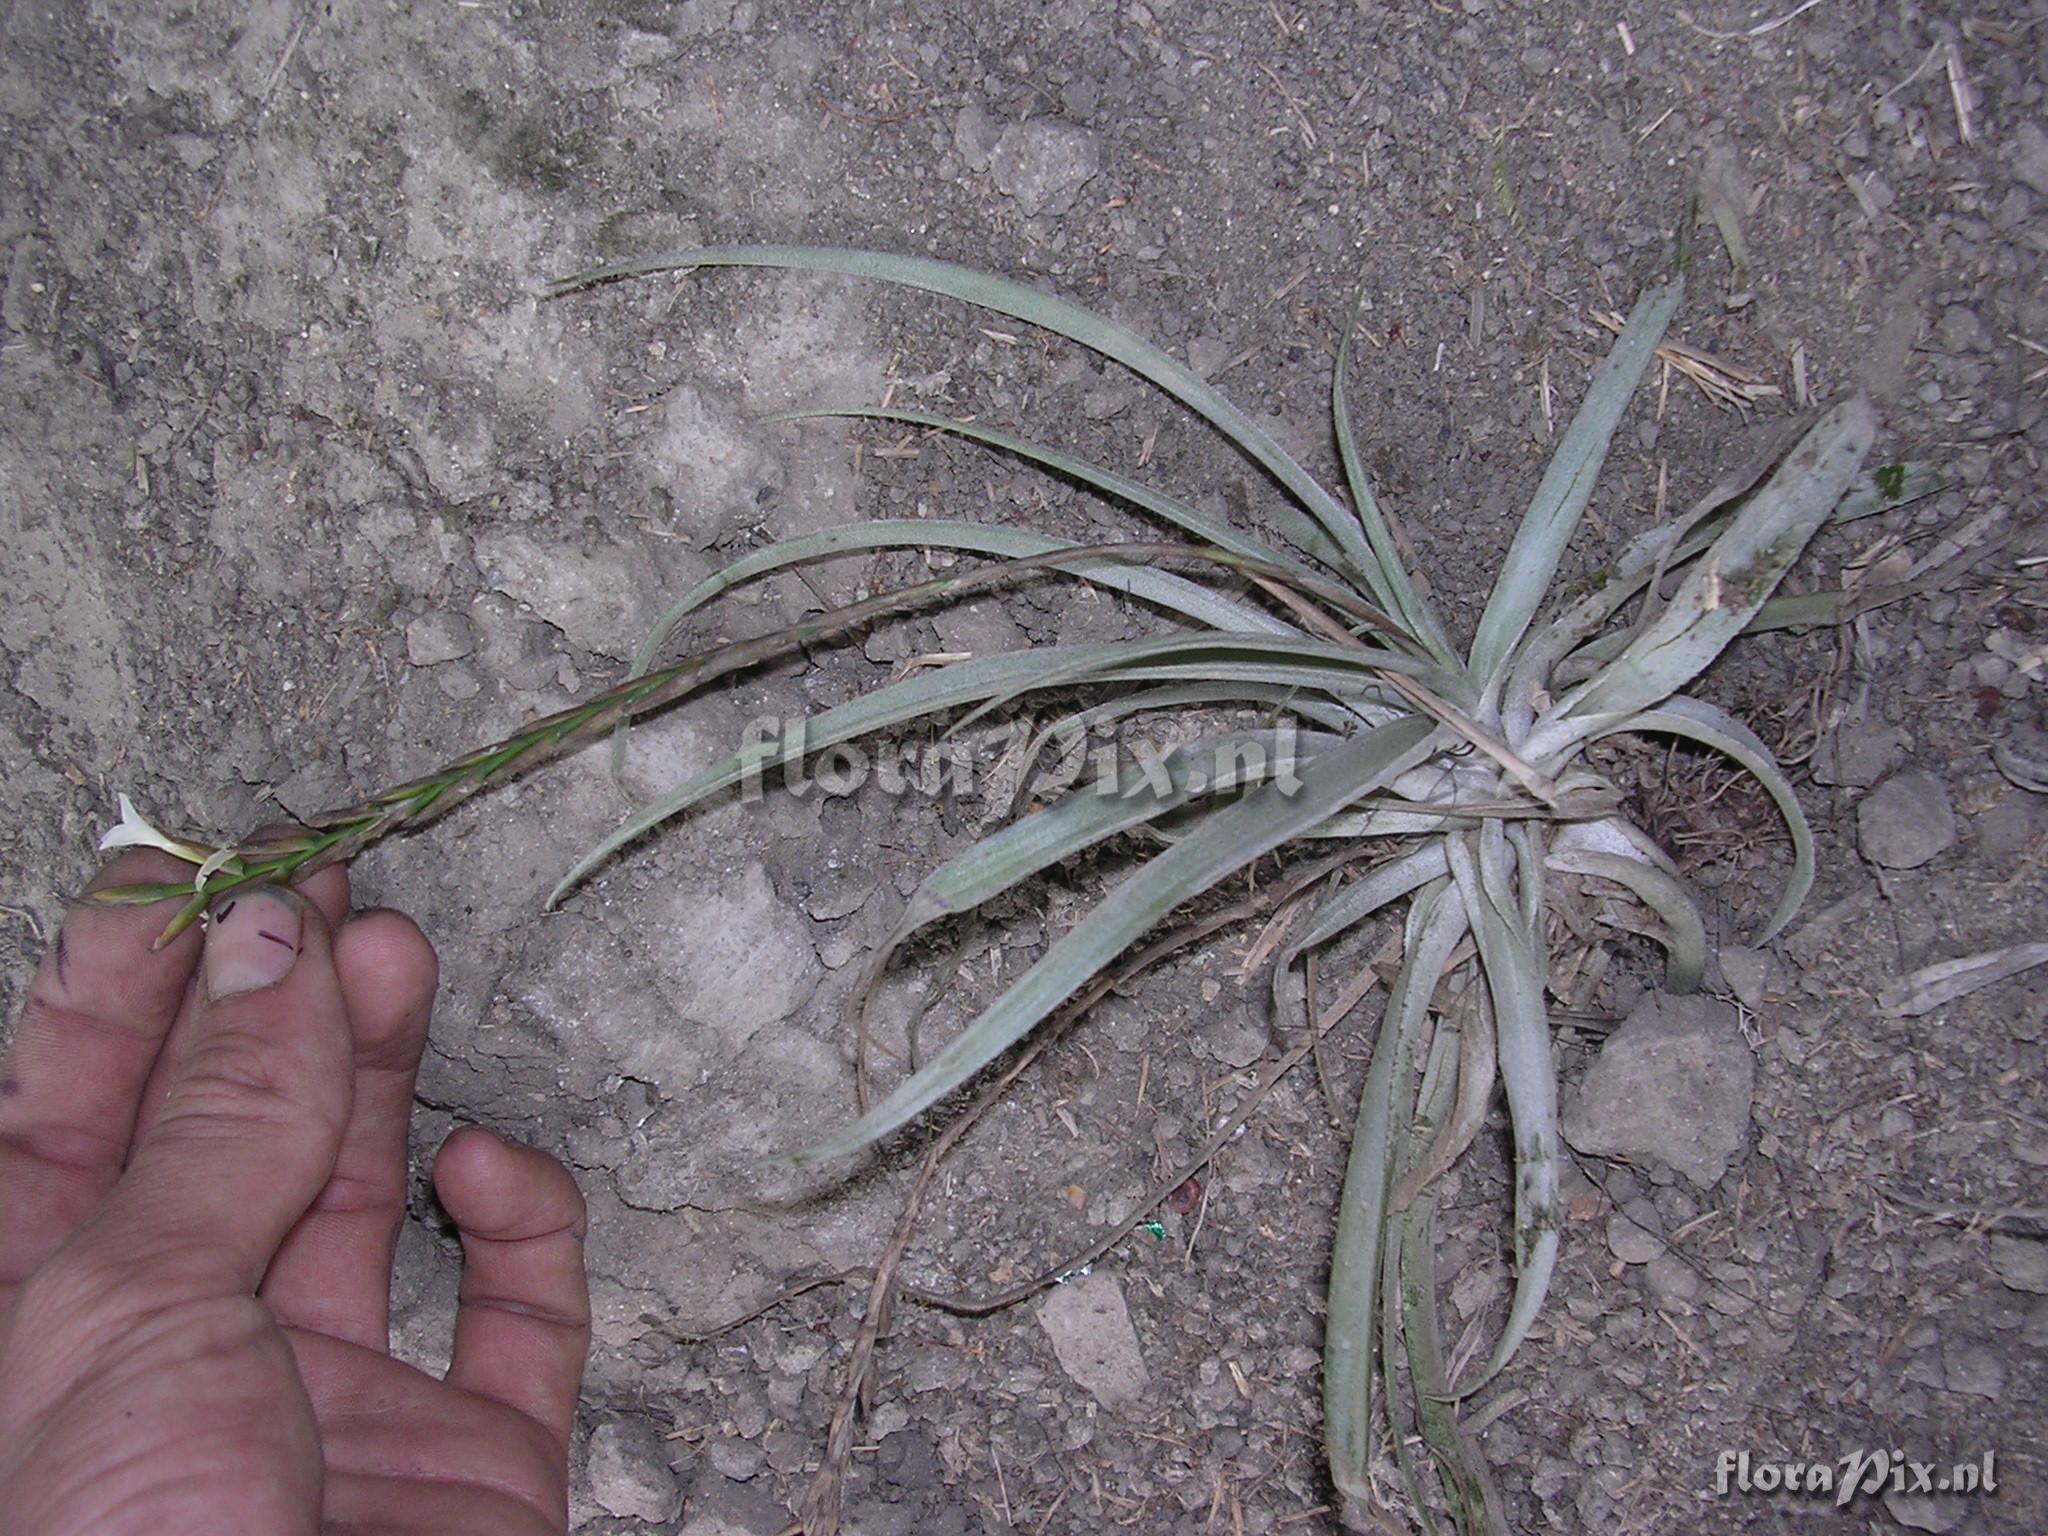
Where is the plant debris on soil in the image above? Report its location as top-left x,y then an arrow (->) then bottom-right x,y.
2,3 -> 2044,1534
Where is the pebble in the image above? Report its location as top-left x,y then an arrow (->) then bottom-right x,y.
900,1342 -> 972,1394
1991,1235 -> 2048,1295
1811,720 -> 1904,788
952,102 -> 1002,171
763,1428 -> 808,1474
1036,1271 -> 1149,1409
1716,946 -> 1772,1012
1857,770 -> 1956,869
585,1418 -> 683,1524
1606,1199 -> 1666,1265
434,662 -> 483,700
1197,1016 -> 1268,1069
1884,1490 -> 1964,1533
1939,1339 -> 2007,1400
2025,1297 -> 2048,1349
705,1436 -> 765,1481
988,119 -> 1102,216
1561,993 -> 1755,1187
405,609 -> 475,665
2012,119 -> 2048,198
1643,1252 -> 1701,1305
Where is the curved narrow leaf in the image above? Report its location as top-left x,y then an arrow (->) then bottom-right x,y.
895,728 -> 1332,936
550,245 -> 1392,590
770,408 -> 1334,593
1527,455 -> 1942,695
1019,684 -> 1367,770
855,730 -> 1339,1082
1297,807 -> 1479,839
1502,408 -> 1822,741
1527,396 -> 1877,758
609,522 -> 1304,779
1596,695 -> 1814,941
1546,847 -> 1708,993
556,633 -> 1436,903
795,716 -> 1442,1165
1400,1030 -> 1510,1536
1469,277 -> 1684,699
1332,289 -> 1458,666
1324,882 -> 1469,1506
1829,460 -> 1946,524
626,519 -> 1298,684
1446,827 -> 1560,1392
1269,841 -> 1452,1021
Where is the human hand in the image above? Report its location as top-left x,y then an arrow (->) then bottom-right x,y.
0,850 -> 590,1534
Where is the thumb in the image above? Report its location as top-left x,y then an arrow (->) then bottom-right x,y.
64,885 -> 355,1301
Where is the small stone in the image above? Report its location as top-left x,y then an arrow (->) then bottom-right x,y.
1877,1103 -> 1917,1140
988,119 -> 1102,216
1606,1200 -> 1665,1264
1885,1490 -> 1964,1533
1934,305 -> 1989,353
586,1418 -> 683,1523
1643,1252 -> 1701,1305
900,1342 -> 971,1393
1991,1235 -> 2048,1294
476,529 -> 683,661
1197,1017 -> 1268,1069
1941,1339 -> 2007,1399
1811,721 -> 1905,788
1717,946 -> 1772,1011
434,662 -> 483,701
2011,119 -> 2048,198
1036,1271 -> 1149,1408
405,610 -> 476,665
705,1436 -> 765,1481
930,598 -> 1025,658
952,102 -> 1003,171
763,1428 -> 807,1474
1561,993 -> 1754,1187
1858,771 -> 1956,869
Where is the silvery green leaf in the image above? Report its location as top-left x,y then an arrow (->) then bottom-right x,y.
894,728 -> 1331,936
769,408 -> 1333,595
1546,846 -> 1708,993
1323,881 -> 1468,1506
553,246 -> 1394,592
556,633 -> 1438,904
796,716 -> 1441,1165
1587,694 -> 1814,941
1526,396 -> 1876,758
1446,827 -> 1560,1390
1468,278 -> 1683,699
1829,461 -> 1946,523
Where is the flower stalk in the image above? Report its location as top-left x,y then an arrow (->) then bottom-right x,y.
90,541 -> 1418,948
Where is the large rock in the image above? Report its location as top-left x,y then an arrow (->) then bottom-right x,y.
1561,993 -> 1754,1187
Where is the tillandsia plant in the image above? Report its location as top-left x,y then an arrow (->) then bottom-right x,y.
91,217 -> 1942,1532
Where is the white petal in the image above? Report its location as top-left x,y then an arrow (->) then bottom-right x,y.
96,793 -> 212,864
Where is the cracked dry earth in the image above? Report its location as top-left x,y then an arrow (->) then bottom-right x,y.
2,2 -> 2045,1533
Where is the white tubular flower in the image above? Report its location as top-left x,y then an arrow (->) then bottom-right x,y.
97,793 -> 216,866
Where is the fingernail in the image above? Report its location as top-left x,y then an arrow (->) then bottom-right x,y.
204,886 -> 305,1001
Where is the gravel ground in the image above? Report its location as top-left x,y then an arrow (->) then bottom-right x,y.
3,2 -> 2044,1533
